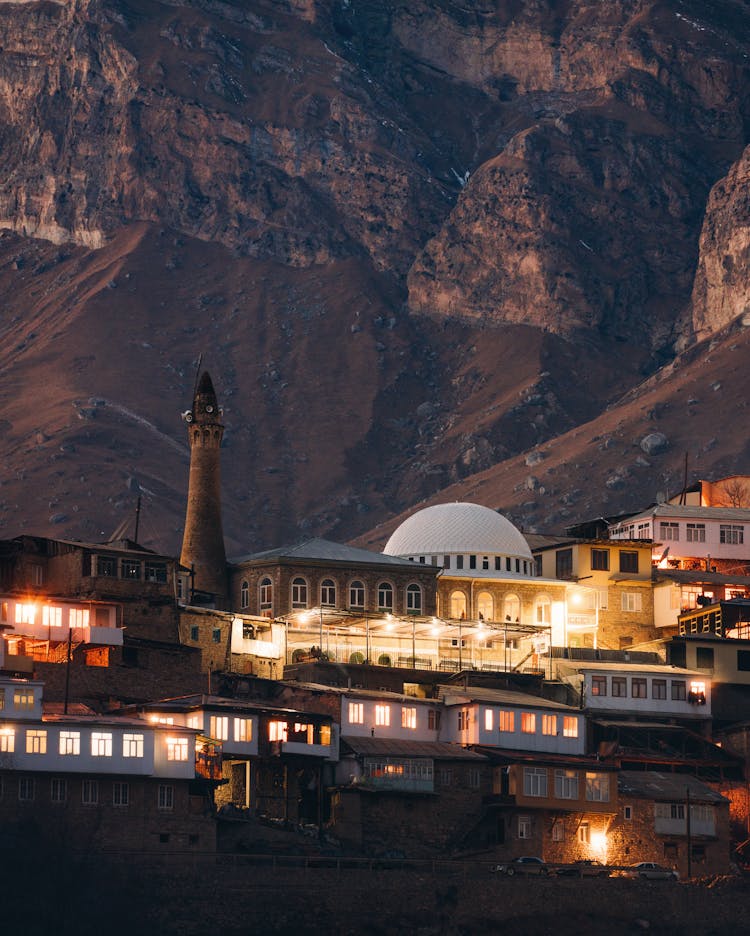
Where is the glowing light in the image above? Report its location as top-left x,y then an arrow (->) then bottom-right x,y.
590,830 -> 608,860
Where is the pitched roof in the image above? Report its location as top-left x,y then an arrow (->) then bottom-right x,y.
618,770 -> 728,804
341,736 -> 487,761
439,685 -> 579,711
231,537 -> 422,568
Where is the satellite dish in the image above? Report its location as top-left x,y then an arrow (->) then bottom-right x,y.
183,411 -> 193,423
206,405 -> 214,413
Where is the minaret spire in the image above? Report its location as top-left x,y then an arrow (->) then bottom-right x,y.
179,370 -> 228,604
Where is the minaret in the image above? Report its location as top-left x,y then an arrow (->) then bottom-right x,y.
180,371 -> 228,603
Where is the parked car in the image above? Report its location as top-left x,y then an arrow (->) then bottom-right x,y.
491,856 -> 550,876
623,862 -> 679,880
556,859 -> 610,878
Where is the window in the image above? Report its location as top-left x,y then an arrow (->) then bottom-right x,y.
18,777 -> 34,802
91,732 -> 113,757
69,608 -> 90,629
456,555 -> 464,570
696,647 -> 714,670
0,728 -> 14,753
468,767 -> 481,789
555,548 -> 573,579
349,580 -> 365,609
555,770 -> 578,799
14,689 -> 34,710
348,702 -> 364,725
523,767 -> 547,797
484,709 -> 493,731
499,710 -> 515,733
720,524 -> 744,545
442,556 -> 451,569
291,577 -> 308,609
15,603 -> 36,625
518,816 -> 532,839
145,562 -> 167,583
563,716 -> 578,738
318,579 -> 336,607
476,591 -> 493,621
158,784 -> 174,811
212,628 -> 221,643
26,729 -> 47,754
234,718 -> 252,742
552,821 -> 565,841
591,675 -> 607,697
591,548 -> 610,571
59,731 -> 80,755
503,594 -> 520,623
242,621 -> 254,640
97,556 -> 117,576
458,711 -> 470,731
375,704 -> 391,727
738,650 -> 750,672
612,677 -> 627,697
671,680 -> 686,701
259,577 -> 273,613
578,822 -> 590,844
631,678 -> 647,699
439,768 -> 453,786
166,737 -> 189,761
42,606 -> 62,628
585,773 -> 610,802
123,733 -> 144,757
428,709 -> 441,731
113,782 -> 129,807
376,582 -> 393,612
450,591 -> 467,619
687,523 -> 706,543
621,591 -> 642,612
619,551 -> 639,573
652,679 -> 667,700
190,625 -> 199,641
659,522 -> 679,541
82,779 -> 99,805
240,580 -> 249,609
406,584 -> 422,614
401,706 -> 417,730
535,597 -> 551,625
521,712 -> 536,734
50,778 -> 67,803
623,805 -> 632,820
121,559 -> 141,580
268,721 -> 288,742
542,714 -> 557,736
209,716 -> 229,741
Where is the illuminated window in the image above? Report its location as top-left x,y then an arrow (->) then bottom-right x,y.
15,603 -> 36,625
234,718 -> 252,742
269,721 -> 288,742
523,767 -> 548,797
521,712 -> 536,734
477,592 -> 493,621
291,577 -> 308,609
535,597 -> 551,625
13,689 -> 34,712
450,590 -> 467,619
555,770 -> 578,799
348,702 -> 364,725
406,584 -> 422,614
578,822 -> 590,844
458,711 -> 470,731
542,714 -> 557,736
113,782 -> 129,806
720,524 -> 744,545
631,678 -> 647,699
158,784 -> 174,810
59,731 -> 80,755
671,680 -> 686,701
209,716 -> 229,741
686,523 -> 705,543
69,608 -> 90,628
166,737 -> 189,761
621,592 -> 642,612
349,581 -> 365,609
50,778 -> 67,803
26,729 -> 47,754
18,777 -> 34,802
240,580 -> 249,609
504,594 -> 520,622
321,579 -> 337,607
518,815 -> 532,839
498,710 -> 515,733
563,717 -> 578,738
484,709 -> 493,731
187,715 -> 201,730
377,582 -> 393,611
123,733 -> 144,757
611,677 -> 627,697
585,773 -> 610,802
591,675 -> 607,696
375,704 -> 391,727
259,577 -> 273,613
91,732 -> 113,757
402,706 -> 417,730
121,559 -> 141,580
0,728 -> 15,753
42,606 -> 62,628
82,779 -> 99,805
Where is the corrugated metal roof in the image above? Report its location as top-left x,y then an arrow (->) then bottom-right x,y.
618,770 -> 728,804
231,537 -> 421,568
439,685 -> 579,711
558,661 -> 704,676
341,735 -> 487,760
615,504 -> 750,523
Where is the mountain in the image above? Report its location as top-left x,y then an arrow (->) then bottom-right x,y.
0,0 -> 749,557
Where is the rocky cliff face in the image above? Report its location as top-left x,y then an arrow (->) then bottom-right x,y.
0,0 -> 749,552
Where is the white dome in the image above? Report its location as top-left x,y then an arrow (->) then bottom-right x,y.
383,502 -> 532,561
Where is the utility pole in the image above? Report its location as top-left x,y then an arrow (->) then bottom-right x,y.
686,786 -> 692,880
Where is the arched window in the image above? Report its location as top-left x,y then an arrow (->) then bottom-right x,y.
259,577 -> 273,615
503,594 -> 520,623
320,579 -> 336,607
535,595 -> 551,625
476,591 -> 493,621
291,577 -> 308,609
349,580 -> 365,609
377,582 -> 394,612
450,590 -> 467,620
240,580 -> 249,609
406,583 -> 422,615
